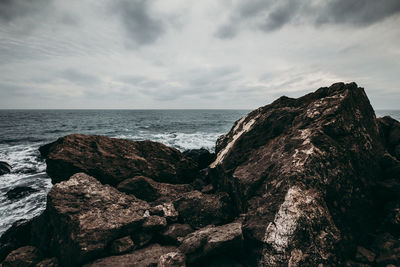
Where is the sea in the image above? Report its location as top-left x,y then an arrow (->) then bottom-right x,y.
0,109 -> 399,237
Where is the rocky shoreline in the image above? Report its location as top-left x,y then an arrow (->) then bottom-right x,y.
1,82 -> 400,266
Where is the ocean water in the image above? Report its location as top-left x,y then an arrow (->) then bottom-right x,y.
0,109 -> 399,237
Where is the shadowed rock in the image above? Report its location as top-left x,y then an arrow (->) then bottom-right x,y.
39,134 -> 198,185
2,246 -> 41,267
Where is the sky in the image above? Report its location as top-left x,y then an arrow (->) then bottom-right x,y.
0,0 -> 399,109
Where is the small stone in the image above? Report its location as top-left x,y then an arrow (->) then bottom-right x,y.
161,224 -> 194,245
35,257 -> 60,267
110,236 -> 135,255
355,246 -> 376,263
157,251 -> 186,267
143,216 -> 168,230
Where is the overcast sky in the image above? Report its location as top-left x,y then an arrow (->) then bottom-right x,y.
0,0 -> 399,109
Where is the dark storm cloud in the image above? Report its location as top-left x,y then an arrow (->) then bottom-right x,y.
0,0 -> 52,23
112,0 -> 164,46
217,0 -> 400,38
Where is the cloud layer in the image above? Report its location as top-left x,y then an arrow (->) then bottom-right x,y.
0,0 -> 399,109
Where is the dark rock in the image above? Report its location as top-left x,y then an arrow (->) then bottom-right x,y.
31,173 -> 150,266
35,257 -> 60,267
0,219 -> 33,262
174,190 -> 236,228
160,224 -> 194,245
179,222 -> 244,263
39,134 -> 198,185
379,153 -> 400,179
6,186 -> 39,200
117,176 -> 193,202
83,244 -> 178,267
183,148 -> 215,170
377,116 -> 400,160
201,184 -> 214,194
142,215 -> 168,231
355,246 -> 376,263
0,161 -> 11,176
210,82 -> 384,265
149,203 -> 179,223
2,246 -> 41,267
109,236 -> 135,255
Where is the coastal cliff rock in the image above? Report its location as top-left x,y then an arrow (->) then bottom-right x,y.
209,82 -> 385,265
39,134 -> 198,185
2,82 -> 400,266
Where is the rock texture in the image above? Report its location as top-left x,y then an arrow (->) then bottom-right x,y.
3,82 -> 400,266
39,134 -> 198,185
6,186 -> 39,200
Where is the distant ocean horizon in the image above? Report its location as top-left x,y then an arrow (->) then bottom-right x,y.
0,109 -> 399,236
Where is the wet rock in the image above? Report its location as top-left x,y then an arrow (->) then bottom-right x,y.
2,246 -> 41,267
160,224 -> 194,245
179,222 -> 244,263
35,257 -> 60,267
355,246 -> 376,263
110,236 -> 135,255
84,244 -> 178,267
6,186 -> 39,200
210,82 -> 384,265
183,148 -> 215,170
0,161 -> 11,176
174,191 -> 236,228
39,134 -> 198,185
117,176 -> 193,202
32,173 -> 150,266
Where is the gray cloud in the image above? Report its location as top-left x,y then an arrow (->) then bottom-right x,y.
112,0 -> 164,46
217,0 -> 400,38
0,0 -> 52,23
59,69 -> 100,86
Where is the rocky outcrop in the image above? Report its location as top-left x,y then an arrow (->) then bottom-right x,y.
39,134 -> 198,185
0,161 -> 11,176
209,82 -> 387,265
3,82 -> 400,266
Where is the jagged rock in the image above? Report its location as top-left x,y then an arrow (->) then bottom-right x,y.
84,244 -> 178,267
149,203 -> 179,223
35,257 -> 60,267
183,148 -> 215,170
2,246 -> 41,267
39,134 -> 198,185
143,215 -> 168,231
117,176 -> 193,202
6,186 -> 38,200
0,219 -> 33,262
110,236 -> 135,255
179,222 -> 244,263
160,224 -> 194,245
174,191 -> 236,228
210,82 -> 384,265
0,161 -> 11,176
31,173 -> 151,266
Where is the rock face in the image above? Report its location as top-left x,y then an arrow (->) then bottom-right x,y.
32,173 -> 152,266
3,82 -> 400,266
210,82 -> 385,265
39,134 -> 198,185
0,161 -> 11,176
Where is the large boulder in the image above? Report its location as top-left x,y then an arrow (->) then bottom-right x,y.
210,82 -> 384,265
0,219 -> 33,262
31,173 -> 152,266
2,246 -> 42,267
39,134 -> 198,185
0,161 -> 11,176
